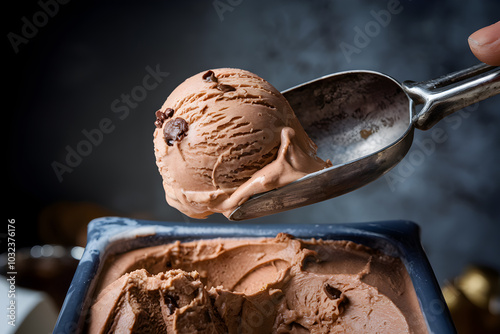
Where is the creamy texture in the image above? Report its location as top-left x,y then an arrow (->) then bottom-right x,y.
87,234 -> 427,333
153,68 -> 331,218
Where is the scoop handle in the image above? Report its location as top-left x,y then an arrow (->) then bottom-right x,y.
403,63 -> 500,130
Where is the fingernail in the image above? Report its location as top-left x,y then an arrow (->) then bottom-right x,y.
468,36 -> 481,47
469,21 -> 500,46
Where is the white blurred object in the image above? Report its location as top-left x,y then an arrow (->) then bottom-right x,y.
0,277 -> 59,334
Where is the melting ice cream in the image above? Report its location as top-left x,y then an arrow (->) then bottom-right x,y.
153,68 -> 331,218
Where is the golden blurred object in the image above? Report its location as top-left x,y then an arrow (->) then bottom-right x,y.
443,265 -> 500,334
457,265 -> 498,310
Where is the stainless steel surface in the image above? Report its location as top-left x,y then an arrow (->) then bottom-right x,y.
404,63 -> 500,130
229,64 -> 500,221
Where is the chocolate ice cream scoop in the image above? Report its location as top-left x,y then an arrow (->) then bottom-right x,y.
153,68 -> 331,219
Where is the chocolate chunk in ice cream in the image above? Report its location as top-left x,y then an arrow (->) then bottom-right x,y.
216,83 -> 236,92
163,117 -> 189,146
202,70 -> 218,83
324,283 -> 343,300
154,108 -> 175,128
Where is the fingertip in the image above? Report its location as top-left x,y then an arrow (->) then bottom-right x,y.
469,21 -> 500,46
468,21 -> 500,66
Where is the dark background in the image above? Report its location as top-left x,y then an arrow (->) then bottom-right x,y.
5,0 -> 500,293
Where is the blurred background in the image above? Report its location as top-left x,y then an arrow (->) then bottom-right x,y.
4,0 -> 500,332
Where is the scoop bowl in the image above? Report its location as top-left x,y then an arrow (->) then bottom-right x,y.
229,63 -> 500,221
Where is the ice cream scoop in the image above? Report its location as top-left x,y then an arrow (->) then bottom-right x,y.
230,63 -> 500,220
153,68 -> 331,218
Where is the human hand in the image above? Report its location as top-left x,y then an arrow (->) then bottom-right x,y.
468,21 -> 500,66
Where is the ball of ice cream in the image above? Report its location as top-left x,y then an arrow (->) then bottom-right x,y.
153,68 -> 331,218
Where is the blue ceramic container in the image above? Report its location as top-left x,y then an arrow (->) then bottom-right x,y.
53,217 -> 456,333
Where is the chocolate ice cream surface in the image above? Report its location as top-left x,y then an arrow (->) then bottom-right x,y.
87,233 -> 426,333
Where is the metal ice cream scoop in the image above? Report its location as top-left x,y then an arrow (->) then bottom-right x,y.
229,63 -> 500,221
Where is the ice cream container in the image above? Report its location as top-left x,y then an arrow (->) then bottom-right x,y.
53,217 -> 456,333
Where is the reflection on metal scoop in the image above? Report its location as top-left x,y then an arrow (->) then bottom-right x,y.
229,63 -> 500,221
